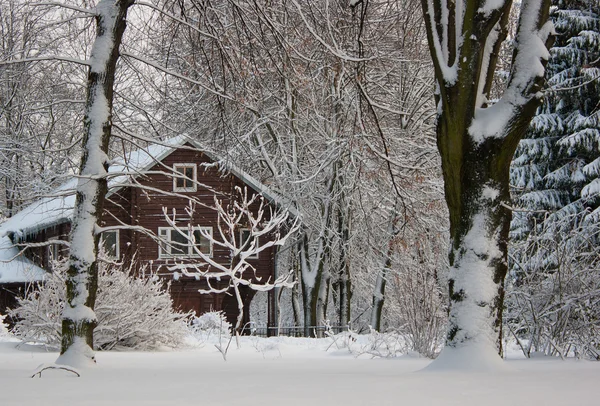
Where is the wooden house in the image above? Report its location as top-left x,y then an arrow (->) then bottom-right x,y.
0,136 -> 295,332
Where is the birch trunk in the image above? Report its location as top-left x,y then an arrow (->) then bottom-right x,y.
299,232 -> 327,337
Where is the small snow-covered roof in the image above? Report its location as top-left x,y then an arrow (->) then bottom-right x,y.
0,236 -> 46,283
0,179 -> 77,242
0,135 -> 297,242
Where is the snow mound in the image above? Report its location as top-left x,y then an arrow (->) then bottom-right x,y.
423,343 -> 508,373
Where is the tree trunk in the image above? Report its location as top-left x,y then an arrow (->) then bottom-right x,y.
299,233 -> 325,337
371,254 -> 391,332
299,227 -> 331,337
333,202 -> 352,328
58,0 -> 133,367
419,0 -> 553,357
299,170 -> 335,337
370,198 -> 402,331
291,256 -> 302,329
441,133 -> 515,353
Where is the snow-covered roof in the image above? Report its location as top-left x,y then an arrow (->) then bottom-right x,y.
0,236 -> 46,283
0,180 -> 77,242
0,135 -> 297,243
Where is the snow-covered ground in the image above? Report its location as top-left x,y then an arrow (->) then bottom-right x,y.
1,333 -> 599,406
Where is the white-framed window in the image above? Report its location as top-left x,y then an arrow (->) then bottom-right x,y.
173,163 -> 197,192
158,226 -> 212,258
100,230 -> 120,259
239,228 -> 258,259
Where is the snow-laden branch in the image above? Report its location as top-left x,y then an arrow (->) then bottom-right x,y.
134,2 -> 219,42
475,22 -> 502,109
424,0 -> 458,84
469,0 -> 553,145
121,52 -> 234,102
289,0 -> 376,63
478,0 -> 507,16
0,56 -> 89,67
33,2 -> 96,15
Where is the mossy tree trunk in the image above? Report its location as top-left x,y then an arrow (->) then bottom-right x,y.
419,0 -> 553,354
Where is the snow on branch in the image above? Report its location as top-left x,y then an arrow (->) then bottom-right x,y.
478,0 -> 507,16
289,0 -> 375,63
0,56 -> 89,67
424,0 -> 458,85
469,0 -> 554,144
121,52 -> 233,102
33,2 -> 96,15
134,2 -> 219,42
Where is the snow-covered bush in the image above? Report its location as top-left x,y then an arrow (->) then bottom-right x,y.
362,330 -> 408,358
10,258 -> 190,350
188,311 -> 231,342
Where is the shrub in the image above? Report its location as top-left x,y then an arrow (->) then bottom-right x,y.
10,258 -> 190,350
188,311 -> 231,342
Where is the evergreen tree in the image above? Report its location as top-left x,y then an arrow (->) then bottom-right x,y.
509,0 -> 600,359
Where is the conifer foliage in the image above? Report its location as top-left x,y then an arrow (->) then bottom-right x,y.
509,0 -> 600,359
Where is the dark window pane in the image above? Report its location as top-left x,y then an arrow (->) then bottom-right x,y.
185,167 -> 194,187
174,165 -> 195,190
102,231 -> 118,257
193,229 -> 211,255
240,229 -> 251,249
159,229 -> 169,256
170,229 -> 189,255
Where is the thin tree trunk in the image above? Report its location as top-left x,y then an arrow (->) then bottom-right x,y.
316,260 -> 330,336
299,230 -> 329,337
299,167 -> 335,337
291,254 -> 302,329
58,0 -> 133,367
370,199 -> 401,331
333,202 -> 352,328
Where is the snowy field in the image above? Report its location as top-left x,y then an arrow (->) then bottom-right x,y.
1,334 -> 599,406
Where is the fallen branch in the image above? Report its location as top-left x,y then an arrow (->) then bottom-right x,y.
31,363 -> 81,378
